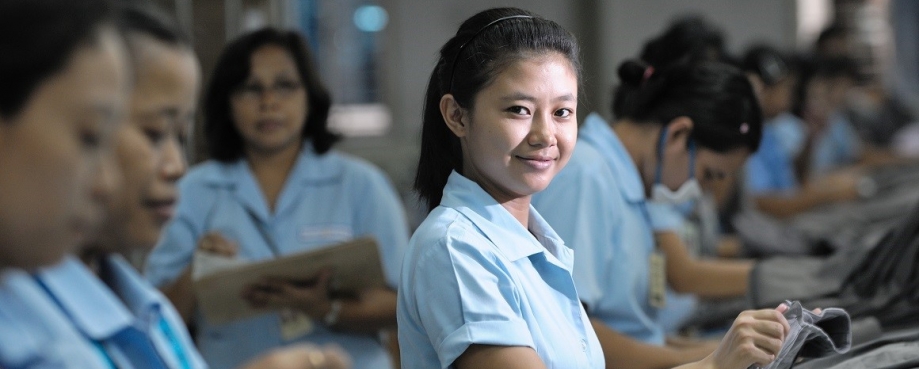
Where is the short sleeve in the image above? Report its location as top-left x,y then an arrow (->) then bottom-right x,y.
644,202 -> 685,232
410,227 -> 534,368
745,153 -> 776,194
773,114 -> 807,158
836,116 -> 862,161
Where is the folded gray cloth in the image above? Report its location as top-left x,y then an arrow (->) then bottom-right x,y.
795,326 -> 919,369
751,301 -> 852,369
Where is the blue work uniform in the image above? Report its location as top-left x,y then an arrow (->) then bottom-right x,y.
533,113 -> 665,345
145,144 -> 409,369
36,256 -> 207,369
0,269 -> 111,369
746,117 -> 801,194
771,112 -> 807,159
811,112 -> 861,176
644,202 -> 700,334
398,171 -> 604,369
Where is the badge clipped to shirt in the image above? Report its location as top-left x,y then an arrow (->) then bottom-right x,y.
649,250 -> 667,308
279,308 -> 314,340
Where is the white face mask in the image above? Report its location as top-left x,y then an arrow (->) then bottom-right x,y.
651,179 -> 702,205
649,129 -> 703,205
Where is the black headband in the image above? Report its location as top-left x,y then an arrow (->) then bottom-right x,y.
448,14 -> 533,93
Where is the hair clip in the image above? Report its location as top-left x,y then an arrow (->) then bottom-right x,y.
642,66 -> 655,83
739,122 -> 749,134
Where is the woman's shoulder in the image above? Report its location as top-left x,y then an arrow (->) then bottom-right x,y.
172,160 -> 243,210
408,207 -> 500,263
319,149 -> 388,177
180,159 -> 241,187
567,142 -> 610,172
547,142 -> 616,191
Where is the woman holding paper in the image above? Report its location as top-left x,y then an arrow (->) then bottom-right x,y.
145,28 -> 409,369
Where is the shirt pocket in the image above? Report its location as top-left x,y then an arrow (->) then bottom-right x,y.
296,224 -> 354,248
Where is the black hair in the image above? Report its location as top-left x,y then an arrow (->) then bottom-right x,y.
116,2 -> 190,51
612,60 -> 763,153
203,28 -> 337,162
742,44 -> 794,86
816,23 -> 847,51
815,56 -> 860,81
0,0 -> 114,119
791,56 -> 860,117
639,14 -> 727,67
414,7 -> 581,212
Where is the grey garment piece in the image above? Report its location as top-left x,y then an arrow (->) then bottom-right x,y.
848,317 -> 883,347
733,211 -> 811,256
750,195 -> 919,331
751,301 -> 852,369
735,164 -> 919,257
792,183 -> 919,250
821,342 -> 919,369
748,239 -> 876,309
795,327 -> 919,369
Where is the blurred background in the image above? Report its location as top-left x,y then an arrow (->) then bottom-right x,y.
149,0 -> 917,226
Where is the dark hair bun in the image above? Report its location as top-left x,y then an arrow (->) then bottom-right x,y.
618,60 -> 649,87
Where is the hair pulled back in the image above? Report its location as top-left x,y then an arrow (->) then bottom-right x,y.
414,7 -> 581,211
612,59 -> 763,153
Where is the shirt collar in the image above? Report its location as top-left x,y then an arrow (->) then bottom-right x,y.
580,113 -> 647,203
439,171 -> 573,269
199,142 -> 343,222
36,256 -> 134,341
200,142 -> 341,186
101,254 -> 163,322
0,270 -> 47,364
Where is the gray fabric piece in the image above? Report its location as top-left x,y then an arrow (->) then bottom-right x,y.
734,211 -> 811,256
735,164 -> 919,257
750,197 -> 919,331
750,301 -> 851,369
822,342 -> 919,369
748,239 -> 876,309
795,327 -> 919,369
848,317 -> 883,346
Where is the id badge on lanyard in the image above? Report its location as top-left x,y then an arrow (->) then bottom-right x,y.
279,309 -> 315,340
641,205 -> 667,308
649,250 -> 667,308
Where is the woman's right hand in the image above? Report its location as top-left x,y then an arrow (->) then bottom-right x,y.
197,232 -> 238,257
701,305 -> 790,369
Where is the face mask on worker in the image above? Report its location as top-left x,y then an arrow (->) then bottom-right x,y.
650,128 -> 702,205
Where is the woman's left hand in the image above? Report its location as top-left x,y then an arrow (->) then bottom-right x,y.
241,269 -> 334,320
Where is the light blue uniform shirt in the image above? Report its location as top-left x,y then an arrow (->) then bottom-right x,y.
645,202 -> 688,232
643,202 -> 699,334
398,171 -> 604,369
811,112 -> 861,176
0,269 -> 111,369
746,117 -> 800,194
533,113 -> 664,345
36,255 -> 207,369
771,112 -> 806,159
145,145 -> 409,369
